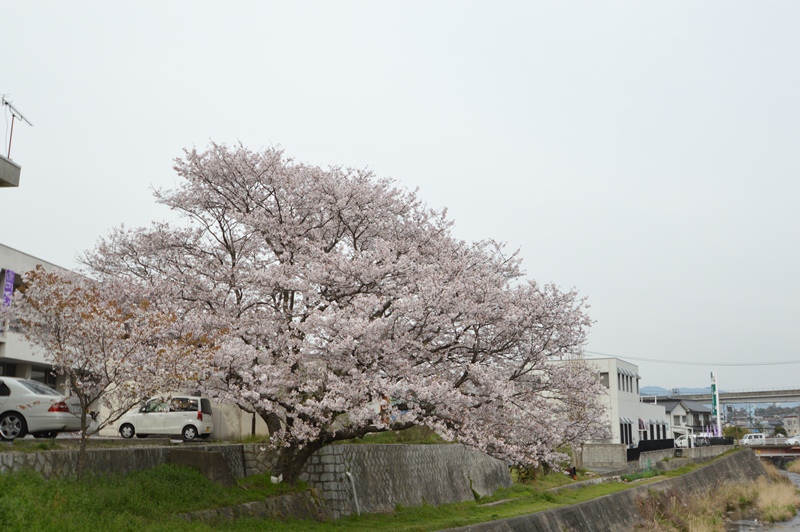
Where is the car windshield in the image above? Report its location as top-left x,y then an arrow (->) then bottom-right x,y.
19,380 -> 60,396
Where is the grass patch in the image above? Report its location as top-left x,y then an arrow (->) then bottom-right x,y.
237,472 -> 307,497
226,480 -> 649,531
788,459 -> 800,475
755,476 -> 800,523
634,471 -> 800,530
0,462 -> 642,531
0,464 -> 282,531
336,426 -> 447,445
621,470 -> 662,482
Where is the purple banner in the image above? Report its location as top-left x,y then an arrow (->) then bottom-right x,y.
2,269 -> 14,308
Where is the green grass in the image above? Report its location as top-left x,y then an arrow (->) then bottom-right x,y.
620,470 -> 662,482
0,464 -> 293,532
0,450 -> 739,531
0,463 -> 660,532
335,426 -> 447,445
223,481 -> 658,531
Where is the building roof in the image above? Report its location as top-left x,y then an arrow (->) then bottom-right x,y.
652,398 -> 711,414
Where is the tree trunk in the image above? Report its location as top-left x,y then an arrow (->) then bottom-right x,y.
265,412 -> 283,436
76,411 -> 88,479
278,441 -> 324,485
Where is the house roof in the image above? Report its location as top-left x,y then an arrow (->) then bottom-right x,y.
680,400 -> 712,413
653,398 -> 712,414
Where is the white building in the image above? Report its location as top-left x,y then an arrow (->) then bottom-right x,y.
1,244 -> 66,387
584,357 -> 671,446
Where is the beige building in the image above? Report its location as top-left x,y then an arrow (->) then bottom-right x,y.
783,415 -> 800,437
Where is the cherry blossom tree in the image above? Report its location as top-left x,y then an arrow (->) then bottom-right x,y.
84,143 -> 608,483
10,266 -> 213,477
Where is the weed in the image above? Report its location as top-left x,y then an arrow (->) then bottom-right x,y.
786,459 -> 800,475
621,470 -> 661,482
754,477 -> 800,522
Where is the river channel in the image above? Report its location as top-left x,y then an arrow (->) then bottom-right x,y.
727,472 -> 800,531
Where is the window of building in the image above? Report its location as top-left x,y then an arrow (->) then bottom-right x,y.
30,366 -> 57,387
0,362 -> 17,376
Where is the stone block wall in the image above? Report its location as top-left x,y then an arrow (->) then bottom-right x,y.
241,443 -> 279,477
299,443 -> 512,519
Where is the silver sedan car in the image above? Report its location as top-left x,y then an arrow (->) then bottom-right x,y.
0,377 -> 81,440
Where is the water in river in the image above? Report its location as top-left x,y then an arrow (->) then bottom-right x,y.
727,472 -> 800,531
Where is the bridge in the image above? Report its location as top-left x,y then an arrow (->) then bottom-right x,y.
671,388 -> 800,404
747,445 -> 800,468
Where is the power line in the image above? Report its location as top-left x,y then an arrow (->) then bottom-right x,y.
584,350 -> 800,367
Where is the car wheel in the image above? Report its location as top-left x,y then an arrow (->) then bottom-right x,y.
182,425 -> 198,441
0,412 -> 28,440
32,431 -> 57,439
119,423 -> 135,439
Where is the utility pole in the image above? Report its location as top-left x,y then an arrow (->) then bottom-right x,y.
711,372 -> 722,437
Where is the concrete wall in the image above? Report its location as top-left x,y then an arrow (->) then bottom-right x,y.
447,450 -> 767,532
299,444 -> 512,519
0,443 -> 247,479
0,155 -> 21,187
581,443 -> 628,467
638,444 -> 734,470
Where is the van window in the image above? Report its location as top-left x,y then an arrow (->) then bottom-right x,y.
142,398 -> 168,413
201,398 -> 213,415
171,397 -> 199,412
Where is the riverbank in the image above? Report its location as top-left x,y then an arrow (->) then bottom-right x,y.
445,450 -> 774,531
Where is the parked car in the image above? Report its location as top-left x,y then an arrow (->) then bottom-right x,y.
0,377 -> 81,440
117,395 -> 213,441
786,436 -> 800,446
739,433 -> 765,446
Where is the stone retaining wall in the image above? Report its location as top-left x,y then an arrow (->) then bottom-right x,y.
446,450 -> 767,531
241,443 -> 279,477
0,443 -> 246,479
0,441 -> 510,521
300,443 -> 512,519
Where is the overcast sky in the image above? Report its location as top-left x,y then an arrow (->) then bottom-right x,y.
2,2 -> 798,392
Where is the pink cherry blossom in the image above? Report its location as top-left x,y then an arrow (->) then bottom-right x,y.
82,143 -> 609,483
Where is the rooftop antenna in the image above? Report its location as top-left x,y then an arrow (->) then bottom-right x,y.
2,95 -> 33,159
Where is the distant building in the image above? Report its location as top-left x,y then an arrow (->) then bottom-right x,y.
643,398 -> 713,437
783,415 -> 800,436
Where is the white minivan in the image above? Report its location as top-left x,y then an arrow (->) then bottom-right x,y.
739,433 -> 765,446
117,395 -> 213,441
